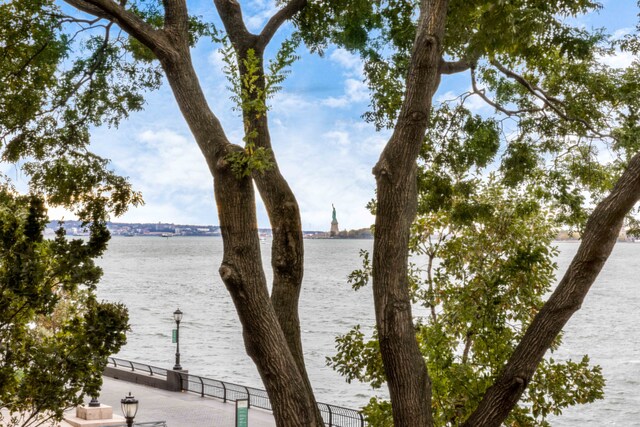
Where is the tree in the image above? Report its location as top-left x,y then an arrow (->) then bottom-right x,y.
0,186 -> 129,427
4,1 -> 640,426
331,174 -> 606,425
0,2 -> 136,424
301,2 -> 640,424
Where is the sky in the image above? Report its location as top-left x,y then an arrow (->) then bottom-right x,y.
32,1 -> 640,230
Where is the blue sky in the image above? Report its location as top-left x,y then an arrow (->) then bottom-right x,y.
39,0 -> 639,230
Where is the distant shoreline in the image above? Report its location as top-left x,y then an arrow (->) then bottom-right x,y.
47,219 -> 373,239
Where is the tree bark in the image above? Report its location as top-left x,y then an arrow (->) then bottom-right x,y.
158,46 -> 319,426
463,150 -> 640,427
371,1 -> 449,426
213,1 -> 322,421
240,46 -> 322,427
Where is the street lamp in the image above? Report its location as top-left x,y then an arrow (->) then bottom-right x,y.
120,392 -> 139,427
173,308 -> 183,370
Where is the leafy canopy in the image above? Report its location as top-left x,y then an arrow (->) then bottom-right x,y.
0,0 -> 154,224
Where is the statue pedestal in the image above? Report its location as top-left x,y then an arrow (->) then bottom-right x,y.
63,405 -> 125,427
330,220 -> 339,237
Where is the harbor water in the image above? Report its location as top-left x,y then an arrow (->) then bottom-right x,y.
95,238 -> 640,425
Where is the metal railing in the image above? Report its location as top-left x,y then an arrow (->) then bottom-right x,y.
108,357 -> 168,377
107,357 -> 366,427
101,422 -> 167,427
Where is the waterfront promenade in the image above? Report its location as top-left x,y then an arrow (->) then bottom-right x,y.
62,376 -> 276,427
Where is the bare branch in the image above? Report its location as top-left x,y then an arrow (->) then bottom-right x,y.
55,13 -> 102,26
470,68 -> 542,116
463,150 -> 640,427
257,0 -> 307,50
439,56 -> 475,75
490,60 -> 610,138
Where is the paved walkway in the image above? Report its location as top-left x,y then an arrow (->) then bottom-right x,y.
67,376 -> 276,427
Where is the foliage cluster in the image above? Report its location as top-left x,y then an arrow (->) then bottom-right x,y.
297,0 -> 640,229
215,32 -> 300,178
0,0 -> 152,224
332,175 -> 605,426
0,2 -> 155,424
0,186 -> 128,427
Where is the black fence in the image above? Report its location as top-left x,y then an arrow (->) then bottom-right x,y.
102,422 -> 167,427
107,357 -> 366,427
108,358 -> 168,377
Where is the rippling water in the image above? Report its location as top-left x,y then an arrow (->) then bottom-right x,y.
95,238 -> 640,424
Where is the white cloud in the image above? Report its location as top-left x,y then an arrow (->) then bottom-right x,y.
464,93 -> 493,114
134,129 -> 212,192
329,49 -> 364,76
84,124 -> 219,225
271,91 -> 314,112
611,27 -> 634,40
321,96 -> 349,108
324,130 -> 351,146
598,50 -> 636,69
345,79 -> 369,102
245,0 -> 280,32
318,49 -> 369,109
321,78 -> 369,108
208,49 -> 227,71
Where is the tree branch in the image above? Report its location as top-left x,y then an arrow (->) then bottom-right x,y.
490,59 -> 610,138
162,0 -> 188,37
439,56 -> 475,75
470,68 -> 542,116
463,150 -> 640,427
63,0 -> 111,20
54,13 -> 102,26
257,0 -> 307,50
63,0 -> 171,57
213,0 -> 252,47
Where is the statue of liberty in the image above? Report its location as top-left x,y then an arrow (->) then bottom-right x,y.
330,204 -> 339,236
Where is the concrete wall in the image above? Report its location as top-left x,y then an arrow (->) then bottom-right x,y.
103,367 -> 183,392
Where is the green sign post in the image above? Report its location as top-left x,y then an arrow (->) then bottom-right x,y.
236,399 -> 249,427
172,329 -> 177,344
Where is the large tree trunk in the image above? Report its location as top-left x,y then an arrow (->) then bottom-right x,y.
233,39 -> 322,424
462,150 -> 640,426
212,0 -> 313,395
62,0 -> 321,423
371,1 -> 448,426
158,42 -> 319,426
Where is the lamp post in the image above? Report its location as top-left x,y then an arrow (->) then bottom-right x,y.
88,396 -> 100,407
120,392 -> 139,427
173,308 -> 183,370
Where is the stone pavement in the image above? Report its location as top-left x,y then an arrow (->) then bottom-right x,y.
68,376 -> 276,427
